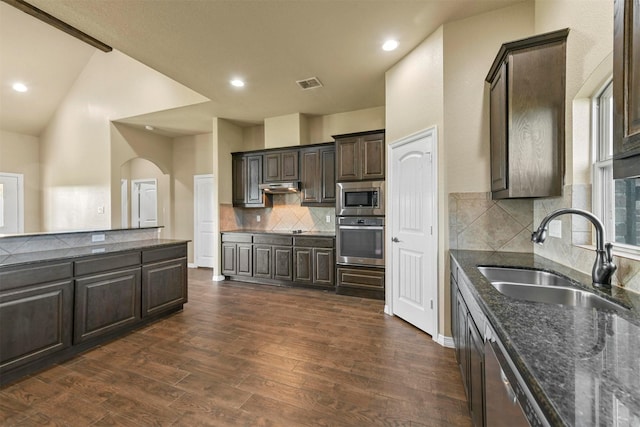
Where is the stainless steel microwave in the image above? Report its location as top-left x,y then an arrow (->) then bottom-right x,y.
336,181 -> 384,216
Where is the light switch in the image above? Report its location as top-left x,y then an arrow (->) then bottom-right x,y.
256,215 -> 261,222
326,215 -> 332,223
549,220 -> 562,238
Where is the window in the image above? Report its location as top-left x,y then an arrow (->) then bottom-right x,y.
593,80 -> 640,253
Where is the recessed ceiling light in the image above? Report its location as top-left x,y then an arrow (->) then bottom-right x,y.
145,125 -> 154,131
230,79 -> 245,88
382,40 -> 399,51
12,82 -> 28,92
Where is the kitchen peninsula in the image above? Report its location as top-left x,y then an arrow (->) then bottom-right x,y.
0,227 -> 188,386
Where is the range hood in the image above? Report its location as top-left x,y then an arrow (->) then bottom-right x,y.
259,182 -> 300,193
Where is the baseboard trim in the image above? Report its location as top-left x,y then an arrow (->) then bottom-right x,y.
435,334 -> 455,348
187,263 -> 197,269
212,275 -> 225,282
383,305 -> 392,315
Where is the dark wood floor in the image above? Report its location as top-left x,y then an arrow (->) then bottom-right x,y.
0,268 -> 471,426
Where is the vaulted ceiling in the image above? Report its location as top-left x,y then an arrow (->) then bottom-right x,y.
2,0 -> 525,137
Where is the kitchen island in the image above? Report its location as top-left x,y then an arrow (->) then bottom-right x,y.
451,250 -> 640,426
0,237 -> 188,386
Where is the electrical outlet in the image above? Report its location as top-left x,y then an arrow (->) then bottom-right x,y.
549,220 -> 562,238
256,215 -> 261,222
91,233 -> 105,242
326,215 -> 332,223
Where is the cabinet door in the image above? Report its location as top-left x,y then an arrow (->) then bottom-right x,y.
253,245 -> 272,278
273,246 -> 293,281
293,247 -> 313,284
264,153 -> 281,182
300,149 -> 320,204
222,243 -> 237,275
141,258 -> 187,317
489,62 -> 508,193
613,0 -> 640,178
281,150 -> 299,181
74,267 -> 141,343
361,133 -> 385,180
237,243 -> 253,276
246,155 -> 264,205
232,154 -> 247,206
320,147 -> 336,204
336,137 -> 360,181
468,319 -> 485,427
457,294 -> 469,398
313,248 -> 334,286
0,280 -> 73,373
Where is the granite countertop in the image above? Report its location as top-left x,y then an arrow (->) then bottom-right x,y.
0,239 -> 189,268
451,250 -> 640,426
222,229 -> 335,237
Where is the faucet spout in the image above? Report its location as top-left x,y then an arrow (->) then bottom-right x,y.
531,208 -> 616,288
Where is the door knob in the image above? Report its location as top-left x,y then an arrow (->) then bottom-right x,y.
392,237 -> 401,243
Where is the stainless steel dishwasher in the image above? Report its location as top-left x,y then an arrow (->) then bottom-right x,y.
484,324 -> 549,427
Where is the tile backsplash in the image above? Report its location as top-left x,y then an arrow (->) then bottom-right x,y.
533,185 -> 640,292
449,192 -> 534,253
220,193 -> 335,233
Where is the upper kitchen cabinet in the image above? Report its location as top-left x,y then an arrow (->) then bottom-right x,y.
232,153 -> 272,208
300,143 -> 336,206
263,149 -> 299,182
613,0 -> 640,178
486,29 -> 569,199
335,130 -> 385,181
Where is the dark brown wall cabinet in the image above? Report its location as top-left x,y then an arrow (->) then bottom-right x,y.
232,153 -> 271,208
486,29 -> 569,199
613,0 -> 640,178
335,130 -> 385,182
264,150 -> 299,182
300,143 -> 336,206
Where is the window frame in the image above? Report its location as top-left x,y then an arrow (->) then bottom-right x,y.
592,79 -> 640,258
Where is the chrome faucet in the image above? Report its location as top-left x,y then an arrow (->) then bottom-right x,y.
531,208 -> 616,289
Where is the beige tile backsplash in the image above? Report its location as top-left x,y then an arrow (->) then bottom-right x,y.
219,193 -> 335,233
449,187 -> 639,292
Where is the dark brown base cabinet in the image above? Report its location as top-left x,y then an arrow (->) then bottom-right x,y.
336,265 -> 385,300
0,242 -> 187,386
222,232 -> 335,290
451,256 -> 485,427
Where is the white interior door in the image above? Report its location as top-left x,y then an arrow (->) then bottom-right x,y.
389,127 -> 438,337
0,173 -> 24,235
132,179 -> 157,227
121,179 -> 128,228
194,174 -> 215,268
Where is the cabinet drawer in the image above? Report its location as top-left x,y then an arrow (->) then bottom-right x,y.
221,233 -> 253,243
253,235 -> 293,246
294,237 -> 334,248
0,262 -> 72,291
75,252 -> 140,276
337,266 -> 384,290
142,244 -> 187,264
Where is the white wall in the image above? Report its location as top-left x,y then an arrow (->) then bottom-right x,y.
308,106 -> 385,143
39,49 -> 208,232
0,130 -> 41,232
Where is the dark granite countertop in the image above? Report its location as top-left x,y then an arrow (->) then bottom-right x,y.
0,239 -> 189,268
222,229 -> 335,237
451,250 -> 640,426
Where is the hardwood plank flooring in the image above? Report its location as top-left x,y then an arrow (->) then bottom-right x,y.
0,268 -> 471,426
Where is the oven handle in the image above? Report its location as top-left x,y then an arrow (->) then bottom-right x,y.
338,226 -> 385,231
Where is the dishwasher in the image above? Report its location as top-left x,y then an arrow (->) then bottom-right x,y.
484,324 -> 549,427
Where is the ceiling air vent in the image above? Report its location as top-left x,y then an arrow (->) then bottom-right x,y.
296,77 -> 323,90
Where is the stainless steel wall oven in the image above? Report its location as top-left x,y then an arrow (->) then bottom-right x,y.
336,216 -> 384,267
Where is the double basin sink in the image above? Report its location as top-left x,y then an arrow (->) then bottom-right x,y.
478,266 -> 627,311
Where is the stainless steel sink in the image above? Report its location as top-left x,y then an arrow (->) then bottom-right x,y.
477,266 -> 626,311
